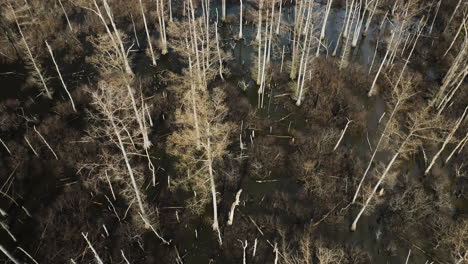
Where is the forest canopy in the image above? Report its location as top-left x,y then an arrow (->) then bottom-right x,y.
0,0 -> 467,263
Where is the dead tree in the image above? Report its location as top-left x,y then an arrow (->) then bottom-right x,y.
352,103 -> 444,231
227,189 -> 243,225
156,0 -> 168,54
318,0 -> 333,41
87,78 -> 151,222
425,106 -> 467,175
239,0 -> 243,39
353,74 -> 416,203
11,6 -> 52,98
80,0 -> 133,74
139,0 -> 157,65
58,0 -> 73,32
45,41 -> 76,112
168,85 -> 234,245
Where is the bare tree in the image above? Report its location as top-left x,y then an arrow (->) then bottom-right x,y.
139,0 -> 157,65
352,88 -> 446,230
45,41 -> 76,112
10,5 -> 52,98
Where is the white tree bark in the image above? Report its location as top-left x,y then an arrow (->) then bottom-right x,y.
290,0 -> 305,79
428,0 -> 441,34
102,0 -> 133,74
343,0 -> 355,39
121,250 -> 131,264
127,84 -> 151,149
352,97 -> 401,203
222,0 -> 226,21
24,136 -> 39,157
34,125 -> 58,160
0,137 -> 12,155
13,12 -> 52,98
59,0 -> 73,32
45,41 -> 76,112
443,0 -> 463,34
110,115 -> 147,217
139,0 -> 157,65
239,240 -> 248,264
445,132 -> 468,164
256,0 -> 263,42
227,189 -> 243,225
274,243 -> 279,264
333,119 -> 352,151
351,151 -> 399,231
206,124 -> 223,245
352,0 -> 365,47
296,23 -> 313,106
368,32 -> 395,97
131,14 -> 141,49
320,0 -> 333,41
253,238 -> 258,257
239,0 -> 244,39
266,0 -> 275,63
188,55 -> 202,149
280,45 -> 285,72
139,212 -> 171,244
17,247 -> 39,264
81,232 -> 104,264
157,0 -> 168,55
215,13 -> 225,80
276,1 -> 282,35
257,26 -> 263,85
425,106 -> 467,175
258,15 -> 269,108
363,0 -> 378,36
443,16 -> 466,57
168,0 -> 173,22
0,245 -> 20,264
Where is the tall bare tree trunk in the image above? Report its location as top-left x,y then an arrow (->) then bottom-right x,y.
368,32 -> 395,96
215,11 -> 225,80
428,0 -> 441,35
81,233 -> 104,264
110,116 -> 147,217
333,118 -> 352,151
13,10 -> 52,99
239,0 -> 243,39
363,0 -> 378,36
425,107 -> 467,175
45,41 -> 76,112
290,0 -> 305,79
343,0 -> 355,39
102,0 -> 133,74
443,0 -> 463,34
187,54 -> 202,149
206,124 -> 223,245
227,189 -> 243,225
352,94 -> 401,203
139,0 -> 157,65
0,245 -> 21,264
59,0 -> 73,32
320,0 -> 333,41
168,0 -> 173,22
157,0 -> 168,55
276,0 -> 282,35
222,0 -> 226,21
256,0 -> 264,42
351,151 -> 399,231
352,0 -> 365,47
